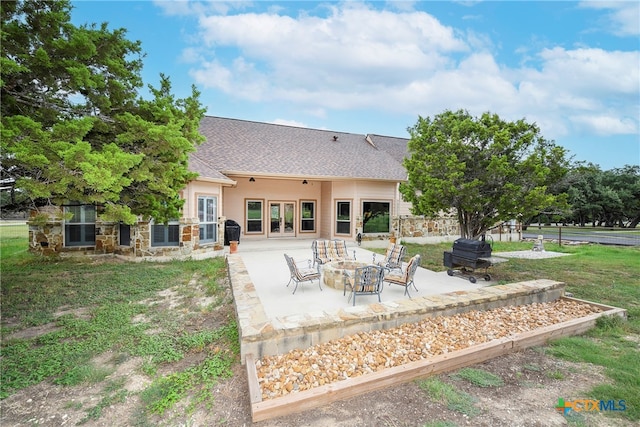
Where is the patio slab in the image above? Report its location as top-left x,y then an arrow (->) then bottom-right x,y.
228,239 -> 566,363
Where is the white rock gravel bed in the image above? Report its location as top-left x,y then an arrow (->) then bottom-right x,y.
256,299 -> 601,400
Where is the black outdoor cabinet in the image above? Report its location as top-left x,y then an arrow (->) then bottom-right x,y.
224,220 -> 241,245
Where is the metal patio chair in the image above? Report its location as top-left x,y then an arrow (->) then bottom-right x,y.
374,243 -> 406,272
284,253 -> 322,294
344,264 -> 385,306
383,254 -> 421,298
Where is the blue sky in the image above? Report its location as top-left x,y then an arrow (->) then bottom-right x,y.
70,1 -> 640,170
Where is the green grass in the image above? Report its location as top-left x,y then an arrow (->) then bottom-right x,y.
449,367 -> 504,387
402,241 -> 640,422
417,377 -> 480,417
1,233 -> 237,424
424,421 -> 458,427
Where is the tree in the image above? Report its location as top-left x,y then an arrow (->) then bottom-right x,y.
560,164 -> 639,227
400,110 -> 569,239
1,0 -> 205,224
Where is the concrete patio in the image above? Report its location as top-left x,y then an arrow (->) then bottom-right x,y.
226,238 -> 566,363
236,237 -> 489,319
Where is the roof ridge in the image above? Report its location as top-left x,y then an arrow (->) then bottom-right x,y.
202,115 -> 396,140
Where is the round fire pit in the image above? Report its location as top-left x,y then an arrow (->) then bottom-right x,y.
323,260 -> 369,290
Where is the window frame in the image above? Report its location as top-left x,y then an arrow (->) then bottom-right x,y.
198,195 -> 218,244
64,204 -> 96,247
151,220 -> 180,247
299,200 -> 316,233
245,199 -> 264,234
335,200 -> 352,236
362,200 -> 392,234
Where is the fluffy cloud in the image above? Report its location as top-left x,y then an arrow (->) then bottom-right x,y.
166,1 -> 638,140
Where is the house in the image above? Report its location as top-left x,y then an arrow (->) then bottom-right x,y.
185,116 -> 410,242
28,116 -> 457,258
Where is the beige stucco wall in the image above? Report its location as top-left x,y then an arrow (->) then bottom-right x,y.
181,180 -> 224,220
222,177 -> 323,241
221,177 -> 399,241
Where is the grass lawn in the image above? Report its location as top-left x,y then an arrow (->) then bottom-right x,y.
401,240 -> 640,422
2,231 -> 639,424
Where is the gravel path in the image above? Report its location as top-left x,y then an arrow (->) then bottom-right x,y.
493,250 -> 572,259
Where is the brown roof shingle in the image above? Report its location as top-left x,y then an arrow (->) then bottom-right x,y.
192,116 -> 408,181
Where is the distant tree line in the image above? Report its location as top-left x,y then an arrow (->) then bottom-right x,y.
532,164 -> 640,228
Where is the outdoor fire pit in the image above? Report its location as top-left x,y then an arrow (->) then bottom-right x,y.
322,260 -> 369,290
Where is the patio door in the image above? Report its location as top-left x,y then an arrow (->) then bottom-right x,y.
269,201 -> 295,237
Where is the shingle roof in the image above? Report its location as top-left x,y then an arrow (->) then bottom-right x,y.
192,116 -> 409,181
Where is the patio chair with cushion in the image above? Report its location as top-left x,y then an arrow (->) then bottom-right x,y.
344,265 -> 385,306
374,243 -> 406,271
284,253 -> 322,294
312,239 -> 355,269
383,254 -> 421,298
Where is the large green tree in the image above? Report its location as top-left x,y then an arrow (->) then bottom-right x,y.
400,110 -> 569,239
1,0 -> 205,223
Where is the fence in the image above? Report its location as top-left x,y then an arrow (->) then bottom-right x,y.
522,225 -> 640,247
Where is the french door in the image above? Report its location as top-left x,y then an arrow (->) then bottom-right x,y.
269,201 -> 295,237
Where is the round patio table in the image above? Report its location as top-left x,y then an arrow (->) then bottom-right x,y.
322,260 -> 370,290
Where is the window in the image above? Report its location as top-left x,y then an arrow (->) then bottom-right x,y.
151,222 -> 179,247
362,201 -> 391,233
246,200 -> 263,233
300,201 -> 316,232
64,204 -> 96,247
336,201 -> 351,235
198,196 -> 218,243
119,223 -> 131,246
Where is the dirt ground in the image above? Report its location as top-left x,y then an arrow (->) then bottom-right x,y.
2,347 -> 633,427
1,274 -> 633,427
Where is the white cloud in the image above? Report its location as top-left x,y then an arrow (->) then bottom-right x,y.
570,114 -> 638,136
579,1 -> 640,37
271,118 -> 308,128
180,1 -> 638,142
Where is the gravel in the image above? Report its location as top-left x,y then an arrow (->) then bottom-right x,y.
256,299 -> 600,400
493,250 -> 572,259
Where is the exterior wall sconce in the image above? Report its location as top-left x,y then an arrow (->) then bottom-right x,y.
302,180 -> 308,184
249,177 -> 255,182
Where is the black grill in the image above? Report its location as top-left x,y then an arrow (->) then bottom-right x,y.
443,236 -> 494,283
452,238 -> 492,259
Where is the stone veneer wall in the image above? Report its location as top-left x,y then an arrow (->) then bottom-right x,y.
356,215 -> 461,241
28,207 -> 223,258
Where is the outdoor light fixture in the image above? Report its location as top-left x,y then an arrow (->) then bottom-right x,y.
249,177 -> 255,182
302,180 -> 308,184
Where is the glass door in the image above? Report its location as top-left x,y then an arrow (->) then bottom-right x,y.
269,202 -> 295,237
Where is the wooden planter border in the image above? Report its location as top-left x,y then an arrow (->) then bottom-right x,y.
246,297 -> 626,423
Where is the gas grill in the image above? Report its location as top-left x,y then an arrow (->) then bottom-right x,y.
443,236 -> 497,283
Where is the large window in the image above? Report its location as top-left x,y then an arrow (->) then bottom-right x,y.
246,200 -> 263,233
151,222 -> 179,247
300,200 -> 316,232
198,196 -> 218,243
362,201 -> 391,233
64,204 -> 96,247
336,200 -> 351,235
